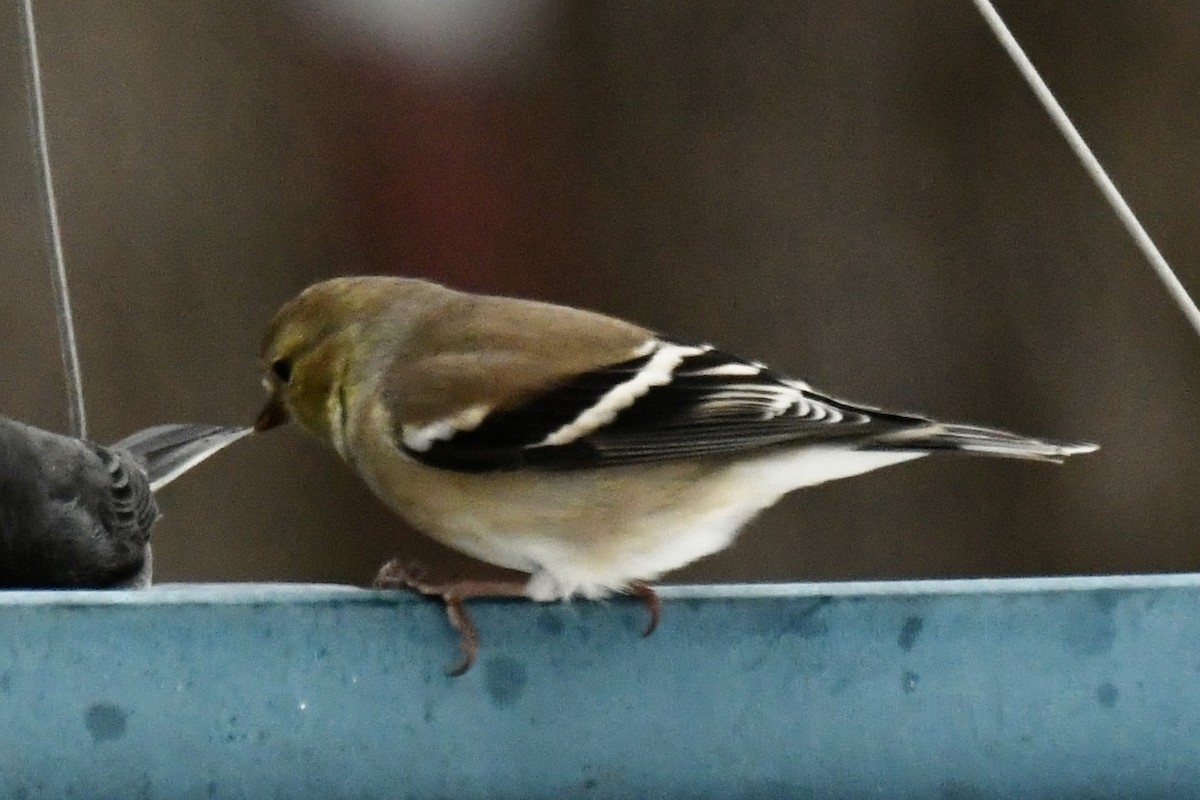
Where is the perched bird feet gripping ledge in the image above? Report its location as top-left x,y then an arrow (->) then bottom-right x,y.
372,559 -> 662,675
373,558 -> 527,676
628,580 -> 661,636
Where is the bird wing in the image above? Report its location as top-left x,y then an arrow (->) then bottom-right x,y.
394,339 -> 924,472
114,423 -> 252,491
87,444 -> 160,540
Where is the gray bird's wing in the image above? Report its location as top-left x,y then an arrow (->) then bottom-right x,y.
114,424 -> 251,491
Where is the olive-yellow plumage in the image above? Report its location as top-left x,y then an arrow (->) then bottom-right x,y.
257,276 -> 1096,605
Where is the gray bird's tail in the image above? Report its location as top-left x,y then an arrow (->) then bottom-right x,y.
869,423 -> 1098,464
114,424 -> 252,491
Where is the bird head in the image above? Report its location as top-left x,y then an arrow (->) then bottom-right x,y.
256,276 -> 448,444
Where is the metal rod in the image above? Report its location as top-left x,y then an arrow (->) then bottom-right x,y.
19,0 -> 87,439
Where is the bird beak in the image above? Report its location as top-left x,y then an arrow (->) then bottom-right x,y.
255,394 -> 290,432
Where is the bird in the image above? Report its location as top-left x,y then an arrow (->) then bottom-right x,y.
256,275 -> 1097,673
0,417 -> 250,589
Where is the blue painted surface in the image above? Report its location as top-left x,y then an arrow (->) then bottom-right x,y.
0,576 -> 1198,799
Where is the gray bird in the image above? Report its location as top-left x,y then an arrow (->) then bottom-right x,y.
0,418 -> 250,589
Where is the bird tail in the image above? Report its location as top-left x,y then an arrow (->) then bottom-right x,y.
868,423 -> 1098,464
114,424 -> 252,491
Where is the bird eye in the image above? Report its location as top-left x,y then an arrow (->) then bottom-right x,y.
271,359 -> 292,383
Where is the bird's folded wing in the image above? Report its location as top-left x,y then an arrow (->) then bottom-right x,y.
90,445 -> 160,537
395,339 -> 923,472
114,424 -> 252,491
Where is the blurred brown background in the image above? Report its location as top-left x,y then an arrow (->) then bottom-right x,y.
1,2 -> 1196,586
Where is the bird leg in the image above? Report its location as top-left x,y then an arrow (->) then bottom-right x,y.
372,558 -> 527,676
373,560 -> 663,675
628,580 -> 662,636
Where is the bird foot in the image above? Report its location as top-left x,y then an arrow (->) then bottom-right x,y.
373,558 -> 527,676
372,560 -> 662,675
628,580 -> 661,636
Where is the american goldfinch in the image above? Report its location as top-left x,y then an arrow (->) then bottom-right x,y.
256,276 -> 1096,672
0,418 -> 250,589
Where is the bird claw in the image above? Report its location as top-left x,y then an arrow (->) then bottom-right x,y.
373,559 -> 528,676
441,596 -> 479,677
629,580 -> 661,636
373,560 -> 663,674
371,557 -> 428,588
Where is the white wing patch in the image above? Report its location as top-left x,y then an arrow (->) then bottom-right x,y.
402,404 -> 491,452
539,340 -> 865,448
682,363 -> 762,377
692,373 -> 854,424
629,339 -> 659,358
393,338 -> 891,471
539,341 -> 710,446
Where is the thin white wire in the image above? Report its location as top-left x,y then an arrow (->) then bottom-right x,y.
971,0 -> 1200,340
20,0 -> 87,439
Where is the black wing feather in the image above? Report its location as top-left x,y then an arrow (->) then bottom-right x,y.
405,341 -> 926,472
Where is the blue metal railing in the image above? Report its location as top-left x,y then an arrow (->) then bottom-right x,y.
1,576 -> 1197,799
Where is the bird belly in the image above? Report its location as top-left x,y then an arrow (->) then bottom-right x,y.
354,435 -> 925,601
528,445 -> 927,599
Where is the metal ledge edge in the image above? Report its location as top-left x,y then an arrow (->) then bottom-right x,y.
2,575 -> 1198,799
